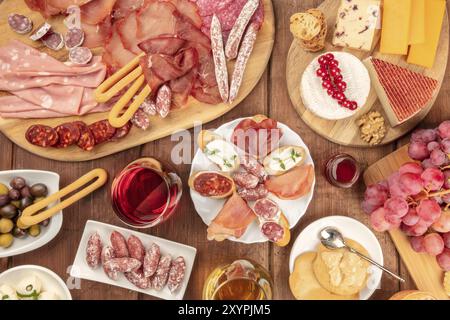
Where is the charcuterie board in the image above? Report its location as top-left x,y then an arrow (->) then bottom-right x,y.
364,145 -> 449,300
0,0 -> 275,162
286,0 -> 449,147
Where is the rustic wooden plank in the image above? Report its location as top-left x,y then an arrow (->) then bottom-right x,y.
0,132 -> 13,273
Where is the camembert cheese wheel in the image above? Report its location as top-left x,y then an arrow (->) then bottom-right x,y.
300,52 -> 371,120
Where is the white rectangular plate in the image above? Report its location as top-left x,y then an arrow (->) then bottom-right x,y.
71,220 -> 197,300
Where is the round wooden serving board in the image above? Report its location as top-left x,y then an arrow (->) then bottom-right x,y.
0,0 -> 275,162
286,0 -> 449,147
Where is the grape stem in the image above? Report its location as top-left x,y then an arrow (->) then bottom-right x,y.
417,188 -> 450,201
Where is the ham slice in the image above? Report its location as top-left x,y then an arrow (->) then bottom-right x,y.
112,0 -> 145,19
116,12 -> 141,54
207,193 -> 256,241
80,0 -> 117,25
25,0 -> 93,17
82,16 -> 113,48
265,164 -> 315,200
104,23 -> 136,69
164,0 -> 202,28
136,1 -> 177,42
138,36 -> 187,55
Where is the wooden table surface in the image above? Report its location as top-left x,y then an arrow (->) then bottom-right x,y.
0,0 -> 449,300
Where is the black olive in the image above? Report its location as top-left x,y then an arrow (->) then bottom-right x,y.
0,194 -> 10,207
20,186 -> 32,199
20,197 -> 33,210
8,189 -> 21,201
39,218 -> 50,227
30,183 -> 48,198
10,177 -> 26,190
12,226 -> 26,239
0,204 -> 17,219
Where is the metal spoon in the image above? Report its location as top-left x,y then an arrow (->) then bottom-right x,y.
319,227 -> 405,283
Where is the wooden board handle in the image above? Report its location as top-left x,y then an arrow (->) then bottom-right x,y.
17,169 -> 108,229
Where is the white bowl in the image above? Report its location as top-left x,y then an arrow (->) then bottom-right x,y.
190,117 -> 316,244
289,215 -> 383,300
0,265 -> 72,300
0,170 -> 62,258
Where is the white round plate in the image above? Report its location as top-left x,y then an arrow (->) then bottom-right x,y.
0,265 -> 72,300
0,170 -> 62,258
289,215 -> 383,300
300,51 -> 371,120
190,117 -> 315,244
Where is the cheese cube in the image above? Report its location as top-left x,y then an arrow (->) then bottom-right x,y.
407,0 -> 446,68
380,0 -> 412,55
409,0 -> 425,44
332,0 -> 381,51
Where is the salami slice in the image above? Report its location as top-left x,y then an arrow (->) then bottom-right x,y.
131,109 -> 150,130
241,155 -> 267,182
65,27 -> 85,49
68,47 -> 92,65
54,122 -> 81,148
167,257 -> 186,293
30,22 -> 52,41
26,125 -> 58,148
233,172 -> 259,189
125,270 -> 151,289
237,184 -> 268,202
8,13 -> 33,34
88,120 -> 116,144
64,5 -> 82,29
261,221 -> 284,242
110,122 -> 132,140
42,31 -> 64,51
156,84 -> 172,118
151,255 -> 172,291
140,98 -> 157,116
143,243 -> 161,278
253,198 -> 280,221
74,121 -> 95,151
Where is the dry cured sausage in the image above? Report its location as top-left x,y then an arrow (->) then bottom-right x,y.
41,31 -> 64,51
110,231 -> 129,258
253,198 -> 280,221
151,255 -> 172,291
261,221 -> 285,242
89,120 -> 117,144
54,122 -> 81,148
168,256 -> 186,293
210,14 -> 229,103
127,235 -> 145,262
8,13 -> 33,34
237,184 -> 268,202
25,125 -> 58,148
86,232 -> 102,269
64,27 -> 85,49
143,243 -> 161,278
68,47 -> 93,65
233,172 -> 259,189
74,121 -> 95,151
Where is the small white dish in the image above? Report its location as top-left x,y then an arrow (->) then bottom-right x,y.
289,215 -> 383,300
0,170 -> 61,258
0,265 -> 72,300
71,220 -> 197,300
190,117 -> 316,244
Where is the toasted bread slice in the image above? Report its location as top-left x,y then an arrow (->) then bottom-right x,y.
290,12 -> 321,41
188,171 -> 235,199
197,130 -> 240,172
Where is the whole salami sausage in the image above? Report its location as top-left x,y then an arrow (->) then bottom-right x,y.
261,221 -> 284,242
8,13 -> 33,34
253,198 -> 280,221
229,22 -> 259,103
167,256 -> 186,293
233,172 -> 259,189
86,232 -> 102,269
225,0 -> 260,60
151,255 -> 172,291
127,235 -> 145,262
237,184 -> 268,202
156,84 -> 172,118
210,14 -> 229,103
101,245 -> 118,280
54,122 -> 81,148
125,270 -> 151,289
74,121 -> 95,151
89,120 -> 117,144
26,125 -> 59,148
143,243 -> 161,278
103,257 -> 141,273
110,231 -> 129,258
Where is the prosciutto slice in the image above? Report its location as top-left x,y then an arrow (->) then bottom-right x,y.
80,0 -> 117,25
207,193 -> 256,241
265,164 -> 315,200
112,0 -> 145,19
25,0 -> 93,17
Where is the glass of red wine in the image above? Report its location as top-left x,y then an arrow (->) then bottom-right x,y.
111,158 -> 182,228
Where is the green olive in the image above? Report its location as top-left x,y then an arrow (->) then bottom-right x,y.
30,184 -> 48,198
0,194 -> 10,207
0,233 -> 13,248
28,225 -> 40,237
0,204 -> 17,219
20,197 -> 33,210
0,218 -> 13,233
0,183 -> 8,196
10,200 -> 20,209
12,226 -> 26,239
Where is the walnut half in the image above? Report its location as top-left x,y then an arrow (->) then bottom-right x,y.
357,111 -> 386,146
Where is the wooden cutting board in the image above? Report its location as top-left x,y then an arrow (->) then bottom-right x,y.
286,0 -> 449,147
0,0 -> 275,162
364,145 -> 449,300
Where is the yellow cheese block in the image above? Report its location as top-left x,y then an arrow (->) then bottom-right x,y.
409,0 -> 425,44
407,0 -> 446,68
380,0 -> 412,55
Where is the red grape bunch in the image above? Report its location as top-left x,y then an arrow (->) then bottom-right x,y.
362,121 -> 450,272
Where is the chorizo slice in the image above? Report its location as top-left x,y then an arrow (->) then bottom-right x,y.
74,121 -> 96,151
54,122 -> 81,148
26,125 -> 59,148
88,120 -> 117,144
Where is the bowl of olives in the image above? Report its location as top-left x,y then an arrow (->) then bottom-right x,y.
0,170 -> 61,258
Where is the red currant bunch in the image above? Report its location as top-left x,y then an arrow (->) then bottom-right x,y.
316,53 -> 358,111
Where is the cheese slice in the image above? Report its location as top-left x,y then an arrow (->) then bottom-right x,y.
380,0 -> 412,55
407,0 -> 446,68
364,57 -> 438,126
408,0 -> 425,44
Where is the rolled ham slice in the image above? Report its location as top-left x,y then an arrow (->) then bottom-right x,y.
207,193 -> 256,241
